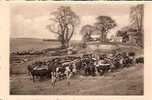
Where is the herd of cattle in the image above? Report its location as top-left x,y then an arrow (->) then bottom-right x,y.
27,51 -> 144,85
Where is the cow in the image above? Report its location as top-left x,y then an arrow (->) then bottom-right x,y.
47,58 -> 60,78
97,63 -> 110,75
31,67 -> 49,82
94,58 -> 111,75
56,66 -> 66,80
64,66 -> 73,86
27,61 -> 51,82
136,57 -> 144,64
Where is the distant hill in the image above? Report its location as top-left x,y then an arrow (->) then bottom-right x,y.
43,39 -> 58,42
10,37 -> 58,41
10,38 -> 60,52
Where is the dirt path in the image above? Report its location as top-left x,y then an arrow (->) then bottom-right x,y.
10,64 -> 143,95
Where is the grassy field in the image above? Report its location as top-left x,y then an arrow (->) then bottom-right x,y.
10,38 -> 144,95
10,64 -> 143,95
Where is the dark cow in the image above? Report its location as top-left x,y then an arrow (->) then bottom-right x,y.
128,52 -> 135,57
136,57 -> 144,64
31,68 -> 48,82
27,61 -> 50,82
97,63 -> 110,75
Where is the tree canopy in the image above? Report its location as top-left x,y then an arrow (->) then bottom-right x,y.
47,6 -> 80,48
95,16 -> 117,42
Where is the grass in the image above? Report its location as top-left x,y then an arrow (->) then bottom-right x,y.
10,64 -> 143,95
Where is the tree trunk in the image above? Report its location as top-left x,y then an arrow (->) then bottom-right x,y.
100,33 -> 103,42
100,32 -> 106,42
61,39 -> 69,49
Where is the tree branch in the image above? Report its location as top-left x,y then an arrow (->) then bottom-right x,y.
47,25 -> 61,35
68,24 -> 75,41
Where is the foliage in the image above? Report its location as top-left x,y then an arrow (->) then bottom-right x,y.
95,16 -> 117,42
80,25 -> 95,42
117,30 -> 129,43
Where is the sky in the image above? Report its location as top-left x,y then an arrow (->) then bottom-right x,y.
10,3 -> 136,40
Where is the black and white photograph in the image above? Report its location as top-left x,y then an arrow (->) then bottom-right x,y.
10,3 -> 144,95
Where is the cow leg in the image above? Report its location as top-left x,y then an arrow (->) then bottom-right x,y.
84,68 -> 87,76
100,68 -> 104,76
32,74 -> 35,82
28,72 -> 32,80
39,76 -> 42,81
92,67 -> 95,76
51,78 -> 56,88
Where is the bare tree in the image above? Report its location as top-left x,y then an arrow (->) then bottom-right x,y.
47,6 -> 80,49
130,4 -> 144,31
95,16 -> 117,42
130,4 -> 144,47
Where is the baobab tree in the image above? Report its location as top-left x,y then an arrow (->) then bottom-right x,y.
95,16 -> 117,42
47,6 -> 80,49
